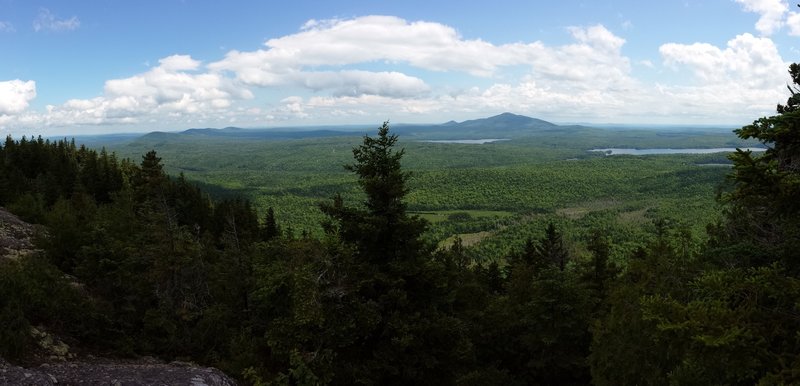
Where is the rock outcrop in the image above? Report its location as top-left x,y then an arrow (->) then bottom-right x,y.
0,358 -> 56,386
0,208 -> 238,385
0,207 -> 38,260
0,357 -> 237,385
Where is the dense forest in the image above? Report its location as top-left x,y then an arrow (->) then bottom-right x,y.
1,64 -> 800,385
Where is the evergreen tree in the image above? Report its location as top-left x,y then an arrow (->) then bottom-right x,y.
263,206 -> 279,241
253,122 -> 472,384
320,121 -> 428,264
536,222 -> 568,271
722,62 -> 800,269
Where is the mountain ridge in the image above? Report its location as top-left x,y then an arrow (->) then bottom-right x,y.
116,112 -> 597,146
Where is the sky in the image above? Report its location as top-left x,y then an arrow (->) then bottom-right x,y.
1,0 -> 800,136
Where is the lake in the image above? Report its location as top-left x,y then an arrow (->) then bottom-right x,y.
423,139 -> 510,144
590,147 -> 766,155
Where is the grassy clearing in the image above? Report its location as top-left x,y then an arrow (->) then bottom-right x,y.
410,209 -> 514,224
556,199 -> 620,219
439,231 -> 495,249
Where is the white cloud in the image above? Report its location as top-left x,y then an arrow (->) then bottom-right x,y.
660,33 -> 786,89
157,55 -> 201,71
529,25 -> 633,91
786,11 -> 800,35
35,55 -> 253,127
33,8 -> 80,32
0,80 -> 36,115
734,0 -> 788,35
2,15 -> 794,133
207,20 -> 642,124
210,15 -> 542,93
299,70 -> 429,97
209,17 -> 635,101
258,26 -> 788,126
0,21 -> 15,32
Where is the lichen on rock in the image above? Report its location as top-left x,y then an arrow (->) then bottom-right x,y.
0,357 -> 238,386
0,208 -> 39,260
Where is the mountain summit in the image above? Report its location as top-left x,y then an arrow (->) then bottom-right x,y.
454,112 -> 559,130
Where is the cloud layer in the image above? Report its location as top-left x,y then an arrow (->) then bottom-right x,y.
0,13 -> 793,133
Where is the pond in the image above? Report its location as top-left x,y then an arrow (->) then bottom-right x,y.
422,139 -> 510,144
590,147 -> 766,155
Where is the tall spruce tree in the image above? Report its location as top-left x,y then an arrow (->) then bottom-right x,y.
321,121 -> 428,264
263,206 -> 279,241
721,63 -> 800,270
257,122 -> 471,384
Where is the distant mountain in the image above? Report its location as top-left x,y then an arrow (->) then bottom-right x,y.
151,113 -> 572,142
454,112 -> 559,131
179,127 -> 352,140
391,112 -> 586,139
95,113 -> 596,147
182,127 -> 244,135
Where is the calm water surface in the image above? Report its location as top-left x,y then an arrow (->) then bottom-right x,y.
423,139 -> 510,144
590,147 -> 766,155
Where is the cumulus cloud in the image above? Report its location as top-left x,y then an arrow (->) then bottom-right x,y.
157,55 -> 202,71
660,33 -> 786,88
259,24 -> 788,126
205,19 -> 642,123
300,71 -> 429,97
209,17 -> 636,101
39,54 -> 253,127
210,15 -> 541,96
211,15 -> 538,77
2,14 -> 794,133
734,0 -> 789,35
264,78 -> 633,124
33,8 -> 80,32
617,33 -> 787,120
529,25 -> 633,91
786,10 -> 800,35
0,80 -> 36,115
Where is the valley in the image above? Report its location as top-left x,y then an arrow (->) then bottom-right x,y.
97,113 -> 755,262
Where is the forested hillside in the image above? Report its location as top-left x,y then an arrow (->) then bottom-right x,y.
1,65 -> 799,385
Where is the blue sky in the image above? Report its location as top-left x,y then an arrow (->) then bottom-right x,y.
1,0 -> 799,135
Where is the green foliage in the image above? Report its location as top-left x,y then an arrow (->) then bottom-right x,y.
721,65 -> 800,271
589,219 -> 702,385
0,256 -> 103,360
640,265 -> 800,384
321,122 -> 429,263
3,67 -> 795,385
104,126 -> 739,241
263,206 -> 280,240
591,63 -> 800,385
246,123 -> 474,384
0,136 -> 126,215
0,262 -> 33,360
